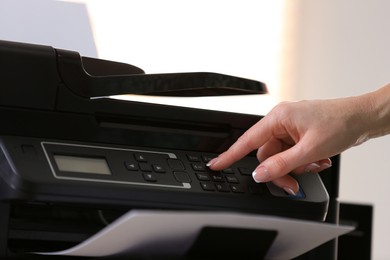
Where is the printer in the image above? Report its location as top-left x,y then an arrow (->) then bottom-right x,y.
0,40 -> 340,259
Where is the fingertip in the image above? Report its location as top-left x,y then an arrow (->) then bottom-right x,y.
317,159 -> 332,172
272,175 -> 300,195
252,166 -> 271,183
320,158 -> 332,168
283,186 -> 297,196
304,162 -> 321,173
206,157 -> 218,168
206,155 -> 227,170
207,148 -> 248,171
258,154 -> 292,181
322,158 -> 332,165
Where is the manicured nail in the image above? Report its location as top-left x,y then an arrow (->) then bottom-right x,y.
206,158 -> 218,167
320,162 -> 332,170
283,186 -> 297,196
252,166 -> 270,183
305,163 -> 321,173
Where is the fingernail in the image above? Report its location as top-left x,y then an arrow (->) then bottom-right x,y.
206,158 -> 218,167
305,163 -> 321,173
252,166 -> 270,183
320,162 -> 332,170
283,186 -> 297,196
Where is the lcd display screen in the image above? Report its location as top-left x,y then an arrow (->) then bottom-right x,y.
54,155 -> 111,175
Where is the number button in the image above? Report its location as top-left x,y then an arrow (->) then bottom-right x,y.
200,182 -> 215,191
215,183 -> 230,192
192,163 -> 205,171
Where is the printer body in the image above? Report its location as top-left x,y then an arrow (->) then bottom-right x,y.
0,41 -> 339,258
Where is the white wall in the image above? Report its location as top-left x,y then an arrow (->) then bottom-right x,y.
84,0 -> 284,115
282,1 -> 390,260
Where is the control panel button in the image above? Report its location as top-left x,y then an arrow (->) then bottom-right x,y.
124,161 -> 138,171
200,182 -> 215,191
230,184 -> 245,193
196,173 -> 210,181
153,164 -> 166,173
238,167 -> 252,176
187,154 -> 201,162
143,173 -> 157,182
225,175 -> 239,183
174,172 -> 191,183
222,168 -> 235,174
139,163 -> 153,172
134,153 -> 147,162
201,155 -> 213,163
167,159 -> 185,171
215,183 -> 230,192
191,163 -> 205,171
210,173 -> 225,182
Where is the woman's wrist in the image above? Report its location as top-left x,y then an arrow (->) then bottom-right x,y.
360,83 -> 390,140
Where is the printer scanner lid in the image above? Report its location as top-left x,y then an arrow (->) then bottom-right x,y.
0,40 -> 267,112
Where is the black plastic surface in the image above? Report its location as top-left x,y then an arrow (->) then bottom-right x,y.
187,226 -> 277,259
0,40 -> 60,110
56,48 -> 267,98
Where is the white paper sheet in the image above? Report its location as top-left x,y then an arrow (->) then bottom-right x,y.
37,210 -> 353,259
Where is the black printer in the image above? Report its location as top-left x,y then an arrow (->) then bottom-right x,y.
0,40 -> 340,259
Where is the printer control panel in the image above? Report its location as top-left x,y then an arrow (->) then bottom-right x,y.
0,136 -> 329,220
41,141 -> 304,198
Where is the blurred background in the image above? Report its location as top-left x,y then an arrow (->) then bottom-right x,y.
1,0 -> 389,259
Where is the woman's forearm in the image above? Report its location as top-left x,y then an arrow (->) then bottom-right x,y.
360,83 -> 390,141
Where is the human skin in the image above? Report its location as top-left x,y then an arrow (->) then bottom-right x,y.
208,83 -> 390,195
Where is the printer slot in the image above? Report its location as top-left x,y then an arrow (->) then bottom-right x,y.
7,202 -> 127,254
97,114 -> 231,138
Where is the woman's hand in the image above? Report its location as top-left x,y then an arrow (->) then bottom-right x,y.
207,87 -> 384,195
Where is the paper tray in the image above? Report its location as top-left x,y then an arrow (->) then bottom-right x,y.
35,209 -> 353,259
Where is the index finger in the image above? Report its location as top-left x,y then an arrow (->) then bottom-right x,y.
208,118 -> 272,170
